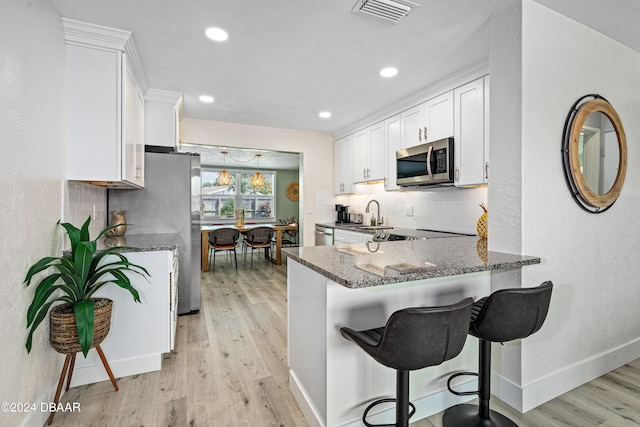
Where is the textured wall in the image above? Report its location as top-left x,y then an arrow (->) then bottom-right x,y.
0,1 -> 66,426
488,0 -> 640,412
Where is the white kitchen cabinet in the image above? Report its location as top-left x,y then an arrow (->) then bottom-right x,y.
353,121 -> 385,183
71,248 -> 178,387
63,19 -> 146,188
384,115 -> 402,191
400,91 -> 454,149
335,135 -> 354,194
453,76 -> 488,186
334,229 -> 362,244
145,89 -> 182,149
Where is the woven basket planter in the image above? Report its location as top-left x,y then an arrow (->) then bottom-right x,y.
50,298 -> 113,355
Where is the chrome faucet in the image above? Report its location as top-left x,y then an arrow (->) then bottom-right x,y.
365,199 -> 382,226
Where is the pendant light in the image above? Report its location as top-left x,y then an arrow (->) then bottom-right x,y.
251,154 -> 265,187
217,151 -> 231,186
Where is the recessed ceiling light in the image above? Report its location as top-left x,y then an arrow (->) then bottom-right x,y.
380,67 -> 398,78
199,95 -> 214,103
205,27 -> 229,42
319,111 -> 332,119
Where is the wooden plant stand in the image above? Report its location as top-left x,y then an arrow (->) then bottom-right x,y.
47,345 -> 118,425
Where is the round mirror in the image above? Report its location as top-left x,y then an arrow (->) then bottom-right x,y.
562,95 -> 627,213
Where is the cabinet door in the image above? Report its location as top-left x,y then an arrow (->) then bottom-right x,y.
483,75 -> 490,183
424,91 -> 454,142
123,66 -> 145,187
353,129 -> 368,183
400,103 -> 425,149
368,121 -> 385,181
335,136 -> 354,194
454,77 -> 485,186
384,115 -> 401,191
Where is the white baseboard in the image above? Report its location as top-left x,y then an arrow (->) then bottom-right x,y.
289,370 -> 324,427
492,336 -> 640,412
289,369 -> 475,427
17,381 -> 59,427
69,353 -> 162,387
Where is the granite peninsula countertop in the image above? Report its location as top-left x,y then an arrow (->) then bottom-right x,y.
63,233 -> 179,256
283,237 -> 540,289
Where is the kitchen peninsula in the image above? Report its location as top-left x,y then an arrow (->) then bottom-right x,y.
284,237 -> 539,427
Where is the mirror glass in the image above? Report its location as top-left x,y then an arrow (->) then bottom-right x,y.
578,112 -> 619,195
562,96 -> 627,213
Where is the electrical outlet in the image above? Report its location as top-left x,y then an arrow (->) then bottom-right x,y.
405,205 -> 413,216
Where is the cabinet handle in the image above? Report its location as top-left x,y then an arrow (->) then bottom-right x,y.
418,128 -> 422,142
363,168 -> 367,179
485,162 -> 489,180
454,167 -> 459,182
424,127 -> 428,141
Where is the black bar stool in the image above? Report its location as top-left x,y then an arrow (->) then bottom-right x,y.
443,281 -> 553,427
340,297 -> 475,427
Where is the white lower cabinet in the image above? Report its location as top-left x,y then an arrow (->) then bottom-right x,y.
334,229 -> 373,244
70,249 -> 177,387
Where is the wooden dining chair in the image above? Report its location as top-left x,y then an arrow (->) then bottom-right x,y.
244,226 -> 274,269
208,228 -> 240,271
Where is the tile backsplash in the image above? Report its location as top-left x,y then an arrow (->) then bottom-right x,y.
336,183 -> 488,235
64,181 -> 107,241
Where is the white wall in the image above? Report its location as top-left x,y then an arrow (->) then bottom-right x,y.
490,0 -> 640,412
0,3 -> 107,426
180,118 -> 335,246
0,2 -> 66,426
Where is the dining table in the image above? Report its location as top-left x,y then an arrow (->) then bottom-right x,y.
201,223 -> 299,271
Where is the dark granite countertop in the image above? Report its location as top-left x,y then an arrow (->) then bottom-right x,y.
63,233 -> 179,256
283,236 -> 540,289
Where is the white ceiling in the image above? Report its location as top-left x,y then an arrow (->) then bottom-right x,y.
50,0 -> 640,138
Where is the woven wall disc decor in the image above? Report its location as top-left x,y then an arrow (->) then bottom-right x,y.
286,182 -> 299,201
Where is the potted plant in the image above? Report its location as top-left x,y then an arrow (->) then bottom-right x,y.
24,216 -> 150,357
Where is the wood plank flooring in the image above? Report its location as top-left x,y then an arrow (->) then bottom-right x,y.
51,253 -> 640,426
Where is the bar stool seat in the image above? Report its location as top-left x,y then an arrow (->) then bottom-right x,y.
443,281 -> 553,427
340,297 -> 474,427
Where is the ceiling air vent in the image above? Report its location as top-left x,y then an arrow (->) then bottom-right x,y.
352,0 -> 417,24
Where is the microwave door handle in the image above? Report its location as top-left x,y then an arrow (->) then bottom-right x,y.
426,145 -> 434,180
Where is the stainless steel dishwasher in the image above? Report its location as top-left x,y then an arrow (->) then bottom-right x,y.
315,225 -> 334,246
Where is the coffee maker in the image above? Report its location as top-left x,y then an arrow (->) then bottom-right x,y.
335,204 -> 350,224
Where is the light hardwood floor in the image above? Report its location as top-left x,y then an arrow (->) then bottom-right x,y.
51,254 -> 640,426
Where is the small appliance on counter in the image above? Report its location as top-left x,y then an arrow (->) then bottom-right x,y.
335,204 -> 350,224
349,213 -> 363,224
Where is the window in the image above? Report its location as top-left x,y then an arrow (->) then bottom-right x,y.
202,168 -> 275,221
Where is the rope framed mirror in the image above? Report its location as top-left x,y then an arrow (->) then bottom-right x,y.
562,95 -> 627,213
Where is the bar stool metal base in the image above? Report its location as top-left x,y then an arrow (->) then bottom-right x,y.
443,403 -> 518,427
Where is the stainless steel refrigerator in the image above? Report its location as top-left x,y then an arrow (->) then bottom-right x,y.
108,149 -> 201,314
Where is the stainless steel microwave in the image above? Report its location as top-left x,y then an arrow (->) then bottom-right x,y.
396,137 -> 454,186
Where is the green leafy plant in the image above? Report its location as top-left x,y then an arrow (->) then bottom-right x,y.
24,216 -> 150,357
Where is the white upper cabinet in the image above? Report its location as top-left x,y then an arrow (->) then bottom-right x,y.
335,135 -> 354,194
63,19 -> 147,189
384,115 -> 402,191
400,91 -> 454,149
145,89 -> 183,149
353,121 -> 385,183
453,76 -> 488,187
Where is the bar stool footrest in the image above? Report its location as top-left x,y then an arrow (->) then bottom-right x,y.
447,371 -> 479,396
362,398 -> 416,427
